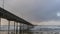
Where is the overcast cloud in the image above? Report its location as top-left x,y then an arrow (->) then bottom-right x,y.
0,0 -> 60,25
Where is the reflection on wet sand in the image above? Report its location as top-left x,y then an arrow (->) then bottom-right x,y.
0,30 -> 60,34
20,30 -> 60,34
20,30 -> 33,34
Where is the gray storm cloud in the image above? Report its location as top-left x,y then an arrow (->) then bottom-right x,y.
0,0 -> 60,24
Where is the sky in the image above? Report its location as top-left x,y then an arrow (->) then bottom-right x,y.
0,0 -> 60,25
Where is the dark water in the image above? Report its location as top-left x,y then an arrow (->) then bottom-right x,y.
1,25 -> 60,34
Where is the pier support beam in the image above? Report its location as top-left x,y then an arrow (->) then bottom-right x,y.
0,18 -> 1,34
8,20 -> 10,34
